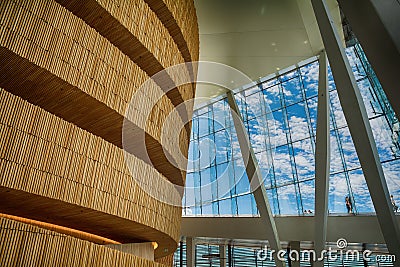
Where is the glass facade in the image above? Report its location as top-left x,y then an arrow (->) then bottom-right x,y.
183,43 -> 400,216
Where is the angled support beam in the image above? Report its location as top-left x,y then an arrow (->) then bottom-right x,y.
226,91 -> 285,267
337,0 -> 400,118
313,50 -> 330,267
311,0 -> 400,263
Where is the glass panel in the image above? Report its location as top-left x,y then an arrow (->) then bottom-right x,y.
348,168 -> 374,213
383,160 -> 400,198
300,61 -> 319,99
200,167 -> 212,205
247,117 -> 267,153
358,77 -> 381,117
187,139 -> 199,172
329,173 -> 349,214
299,180 -> 315,214
292,139 -> 315,181
338,127 -> 361,170
267,188 -> 279,215
212,100 -> 228,132
287,103 -> 310,142
281,76 -> 303,105
329,90 -> 347,129
214,129 -> 231,164
256,150 -> 273,183
262,85 -> 282,112
277,184 -> 299,215
216,162 -> 232,199
250,193 -> 258,215
192,116 -> 199,139
270,109 -> 288,147
198,136 -> 216,170
237,194 -> 253,215
262,78 -> 279,88
201,203 -> 213,215
198,115 -> 211,137
245,91 -> 263,120
345,46 -> 367,81
280,69 -> 298,82
370,115 -> 397,162
330,130 -> 346,174
230,126 -> 241,159
306,97 -> 318,136
234,161 -> 250,195
218,198 -> 233,215
273,145 -> 294,186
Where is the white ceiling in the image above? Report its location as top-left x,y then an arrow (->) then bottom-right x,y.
194,0 -> 344,103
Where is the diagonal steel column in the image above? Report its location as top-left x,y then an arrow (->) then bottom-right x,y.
311,0 -> 400,264
313,50 -> 330,267
226,91 -> 285,267
337,0 -> 400,119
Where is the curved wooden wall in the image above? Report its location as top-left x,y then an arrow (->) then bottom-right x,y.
0,0 -> 191,185
144,0 -> 199,65
52,0 -> 196,135
0,217 -> 165,266
0,0 -> 199,264
0,89 -> 182,257
0,213 -> 120,245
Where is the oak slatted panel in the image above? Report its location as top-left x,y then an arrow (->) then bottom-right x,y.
155,253 -> 175,267
143,0 -> 199,66
0,213 -> 120,245
0,0 -> 189,185
93,0 -> 186,72
172,0 -> 199,62
0,217 -> 164,266
0,0 -> 198,262
155,0 -> 200,64
53,0 -> 194,114
0,0 -> 187,136
142,0 -> 200,102
94,0 -> 198,103
0,88 -> 181,254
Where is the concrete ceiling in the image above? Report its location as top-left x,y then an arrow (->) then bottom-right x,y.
194,0 -> 344,103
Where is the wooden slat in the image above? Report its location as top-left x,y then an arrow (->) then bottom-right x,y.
54,0 -> 194,133
0,89 -> 182,258
0,0 -> 199,263
0,217 -> 164,266
0,0 -> 189,185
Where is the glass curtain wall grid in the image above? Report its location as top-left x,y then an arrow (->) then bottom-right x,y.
173,242 -> 394,267
183,42 -> 400,216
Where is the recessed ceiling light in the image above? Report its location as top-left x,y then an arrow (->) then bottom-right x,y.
304,40 -> 308,44
271,42 -> 276,46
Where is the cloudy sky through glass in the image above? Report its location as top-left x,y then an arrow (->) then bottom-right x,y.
183,44 -> 400,216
